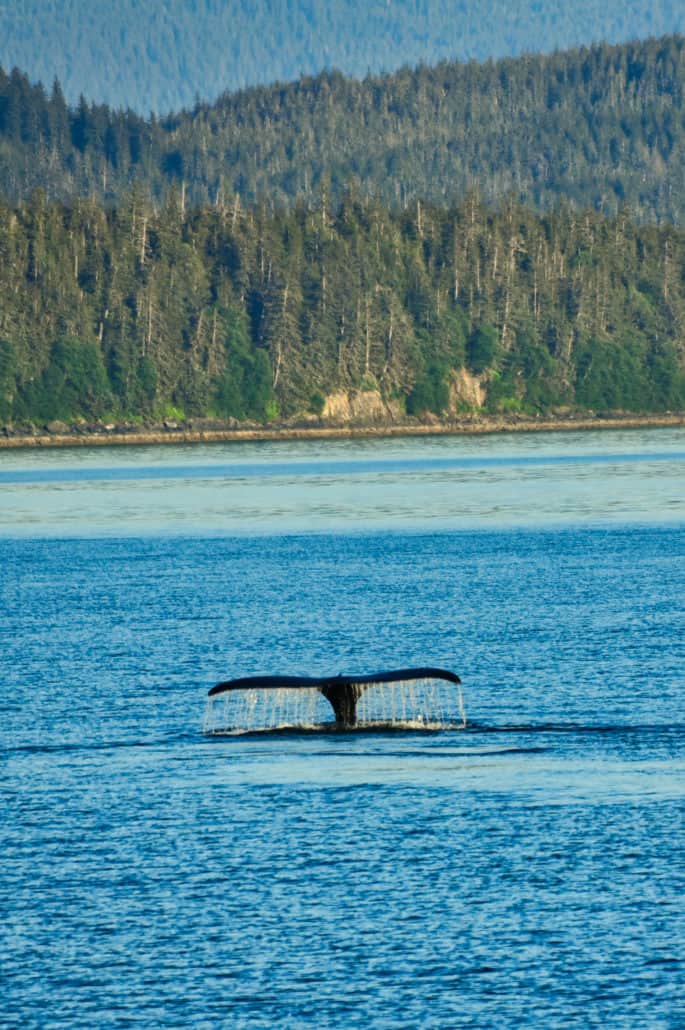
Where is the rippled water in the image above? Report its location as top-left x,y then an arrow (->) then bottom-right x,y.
2,429 -> 685,1027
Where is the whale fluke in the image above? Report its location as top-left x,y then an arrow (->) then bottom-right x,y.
207,667 -> 462,730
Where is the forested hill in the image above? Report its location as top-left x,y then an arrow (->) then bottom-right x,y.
2,36 -> 685,222
1,192 -> 684,429
1,0 -> 684,113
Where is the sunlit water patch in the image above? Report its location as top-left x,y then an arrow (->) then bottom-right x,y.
1,426 -> 684,534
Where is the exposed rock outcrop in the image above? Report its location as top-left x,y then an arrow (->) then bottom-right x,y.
449,369 -> 486,411
322,389 -> 402,423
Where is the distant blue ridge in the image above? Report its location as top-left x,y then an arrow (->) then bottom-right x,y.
1,451 -> 683,484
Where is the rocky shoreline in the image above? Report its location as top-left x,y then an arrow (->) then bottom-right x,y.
1,412 -> 684,449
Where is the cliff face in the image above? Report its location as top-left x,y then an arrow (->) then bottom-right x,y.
449,370 -> 486,412
322,390 -> 402,423
321,371 -> 487,424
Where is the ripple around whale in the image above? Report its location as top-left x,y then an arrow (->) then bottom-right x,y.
7,721 -> 683,755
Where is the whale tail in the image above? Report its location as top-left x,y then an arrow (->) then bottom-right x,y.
204,667 -> 465,734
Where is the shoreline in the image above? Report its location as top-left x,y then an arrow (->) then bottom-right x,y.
1,413 -> 684,450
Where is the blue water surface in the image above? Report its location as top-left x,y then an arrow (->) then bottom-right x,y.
2,430 -> 685,1028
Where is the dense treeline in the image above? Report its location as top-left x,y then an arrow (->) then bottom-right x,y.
3,36 -> 685,222
1,190 -> 684,426
2,0 -> 684,113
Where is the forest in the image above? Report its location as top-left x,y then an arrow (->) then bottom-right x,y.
2,35 -> 685,429
1,0 -> 684,113
1,189 -> 684,427
1,35 -> 685,223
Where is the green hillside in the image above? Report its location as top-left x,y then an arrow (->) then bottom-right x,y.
1,191 -> 684,428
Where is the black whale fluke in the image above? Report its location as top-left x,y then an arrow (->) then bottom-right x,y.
208,667 -> 462,727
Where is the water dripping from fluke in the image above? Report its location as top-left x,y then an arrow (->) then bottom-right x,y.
202,667 -> 466,736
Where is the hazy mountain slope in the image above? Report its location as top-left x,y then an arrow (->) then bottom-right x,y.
1,0 -> 684,112
2,37 -> 685,223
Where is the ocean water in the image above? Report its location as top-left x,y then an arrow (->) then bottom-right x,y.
2,428 -> 684,1028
